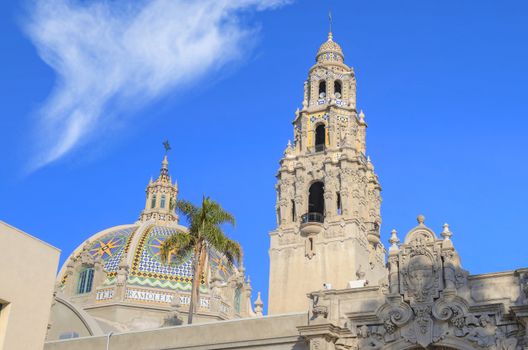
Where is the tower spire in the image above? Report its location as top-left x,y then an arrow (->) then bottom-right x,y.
139,143 -> 179,225
328,10 -> 333,37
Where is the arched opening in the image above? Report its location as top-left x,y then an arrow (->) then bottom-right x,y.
334,80 -> 342,99
77,267 -> 94,294
315,124 -> 326,152
160,194 -> 166,209
151,194 -> 157,209
318,80 -> 326,98
291,199 -> 296,222
336,192 -> 342,215
305,181 -> 325,223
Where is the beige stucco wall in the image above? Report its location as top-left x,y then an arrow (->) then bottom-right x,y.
0,221 -> 60,350
268,226 -> 386,314
45,312 -> 308,350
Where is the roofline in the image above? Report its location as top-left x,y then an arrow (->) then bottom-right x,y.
0,220 -> 61,252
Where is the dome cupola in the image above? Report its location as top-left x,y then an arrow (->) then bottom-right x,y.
139,154 -> 179,225
316,32 -> 344,64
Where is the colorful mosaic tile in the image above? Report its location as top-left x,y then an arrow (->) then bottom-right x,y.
130,225 -> 194,284
87,226 -> 138,274
208,248 -> 235,281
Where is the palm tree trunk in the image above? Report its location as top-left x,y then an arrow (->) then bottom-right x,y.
187,243 -> 207,324
187,245 -> 200,324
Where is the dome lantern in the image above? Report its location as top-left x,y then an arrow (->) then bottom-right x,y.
316,31 -> 344,64
139,151 -> 179,225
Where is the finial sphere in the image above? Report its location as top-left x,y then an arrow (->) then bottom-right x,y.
417,214 -> 425,225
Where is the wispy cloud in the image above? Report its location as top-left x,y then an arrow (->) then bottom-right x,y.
23,0 -> 289,171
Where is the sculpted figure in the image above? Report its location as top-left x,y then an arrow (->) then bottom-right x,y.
407,255 -> 434,301
467,315 -> 496,347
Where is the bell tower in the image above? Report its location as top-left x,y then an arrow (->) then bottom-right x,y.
268,31 -> 387,314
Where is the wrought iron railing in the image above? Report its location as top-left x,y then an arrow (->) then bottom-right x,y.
314,144 -> 325,153
301,212 -> 324,224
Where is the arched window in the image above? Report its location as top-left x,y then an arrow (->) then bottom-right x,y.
77,267 -> 94,294
160,194 -> 166,209
336,192 -> 342,215
318,80 -> 326,98
291,199 -> 296,222
334,80 -> 342,99
315,124 -> 326,152
151,194 -> 157,209
308,181 -> 325,222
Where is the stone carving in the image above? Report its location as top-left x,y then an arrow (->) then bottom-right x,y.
357,324 -> 383,350
335,337 -> 358,350
345,216 -> 524,350
311,338 -> 321,350
519,271 -> 528,300
311,292 -> 328,320
466,315 -> 496,347
284,140 -> 294,157
495,327 -> 518,350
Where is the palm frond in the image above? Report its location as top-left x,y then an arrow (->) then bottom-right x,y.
205,226 -> 242,266
176,199 -> 199,224
158,195 -> 239,324
159,231 -> 194,265
202,197 -> 236,227
221,238 -> 242,267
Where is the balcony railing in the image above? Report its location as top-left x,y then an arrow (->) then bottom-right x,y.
301,212 -> 324,224
314,144 -> 325,153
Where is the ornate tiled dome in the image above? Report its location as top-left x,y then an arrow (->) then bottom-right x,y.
316,32 -> 344,63
58,222 -> 237,292
55,154 -> 254,328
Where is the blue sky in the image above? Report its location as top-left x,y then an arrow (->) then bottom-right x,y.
1,0 -> 528,312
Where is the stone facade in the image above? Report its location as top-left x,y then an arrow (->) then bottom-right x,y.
300,216 -> 528,350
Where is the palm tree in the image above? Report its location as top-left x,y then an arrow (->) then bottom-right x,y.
160,196 -> 241,324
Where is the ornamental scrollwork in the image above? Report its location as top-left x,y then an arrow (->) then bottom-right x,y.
346,217 -> 525,350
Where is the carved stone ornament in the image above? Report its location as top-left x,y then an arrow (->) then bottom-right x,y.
348,217 -> 523,350
310,292 -> 329,320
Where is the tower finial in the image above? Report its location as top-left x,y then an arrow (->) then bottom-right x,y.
328,10 -> 333,39
162,139 -> 171,155
161,140 -> 171,172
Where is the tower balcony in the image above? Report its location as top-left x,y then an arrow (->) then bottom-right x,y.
300,212 -> 324,236
314,144 -> 325,153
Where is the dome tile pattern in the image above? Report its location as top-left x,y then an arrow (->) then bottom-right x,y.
316,32 -> 344,63
130,225 -> 194,285
87,226 -> 138,276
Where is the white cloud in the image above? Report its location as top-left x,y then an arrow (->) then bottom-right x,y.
24,0 -> 289,170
